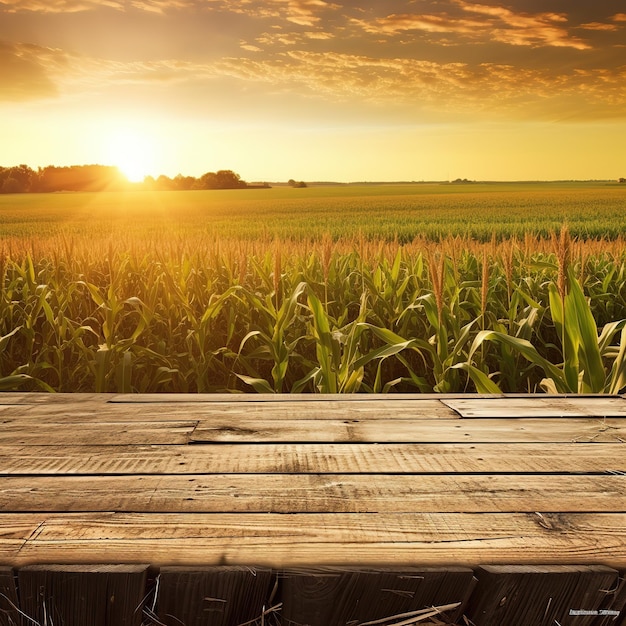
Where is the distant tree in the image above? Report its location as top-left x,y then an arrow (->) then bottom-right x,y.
1,177 -> 22,194
155,175 -> 174,191
173,174 -> 196,191
619,177 -> 626,184
0,163 -> 250,193
288,178 -> 307,188
36,165 -> 124,192
196,170 -> 247,190
197,172 -> 218,189
215,169 -> 247,189
0,165 -> 36,193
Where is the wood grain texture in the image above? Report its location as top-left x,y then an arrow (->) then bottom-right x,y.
1,415 -> 623,444
465,565 -> 620,626
0,566 -> 20,626
0,400 -> 459,422
2,512 -> 625,567
1,474 -> 624,513
1,443 -> 625,474
0,393 -> 625,574
190,417 -> 626,443
281,567 -> 475,626
0,393 -> 110,405
445,396 -> 626,418
18,564 -> 148,626
156,566 -> 274,626
108,393 -> 505,403
0,421 -> 197,445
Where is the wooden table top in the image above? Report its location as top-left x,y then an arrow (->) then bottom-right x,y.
0,393 -> 625,568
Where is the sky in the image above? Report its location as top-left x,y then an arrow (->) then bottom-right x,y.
1,0 -> 625,182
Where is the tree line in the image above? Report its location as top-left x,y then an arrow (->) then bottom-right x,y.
0,164 -> 261,193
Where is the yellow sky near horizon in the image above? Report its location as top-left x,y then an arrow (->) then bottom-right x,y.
1,0 -> 625,182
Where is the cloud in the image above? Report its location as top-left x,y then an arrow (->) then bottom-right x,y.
0,0 -> 123,12
455,1 -> 590,49
213,50 -> 626,119
280,0 -> 339,26
304,31 -> 334,40
240,43 -> 262,52
127,0 -> 202,13
0,0 -> 226,12
353,13 -> 484,36
579,22 -> 619,32
0,41 -> 61,100
0,39 -> 219,101
6,37 -> 624,119
612,13 -> 626,22
239,28 -> 334,53
353,2 -> 591,50
230,0 -> 340,27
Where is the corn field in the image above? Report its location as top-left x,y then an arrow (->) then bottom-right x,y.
3,228 -> 626,394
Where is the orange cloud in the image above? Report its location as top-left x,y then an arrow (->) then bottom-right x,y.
612,14 -> 626,22
352,3 -> 590,50
455,1 -> 590,49
304,31 -> 333,40
230,0 -> 339,27
353,13 -> 484,35
579,22 -> 619,32
0,41 -> 61,99
0,0 -> 218,12
0,0 -> 122,11
213,50 -> 626,119
16,40 -> 620,120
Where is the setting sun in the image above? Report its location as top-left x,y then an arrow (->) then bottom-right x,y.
107,130 -> 155,183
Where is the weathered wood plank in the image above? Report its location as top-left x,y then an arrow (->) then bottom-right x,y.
0,422 -> 197,445
0,393 -> 111,405
2,474 -> 624,513
2,512 -> 625,567
598,571 -> 626,626
18,565 -> 149,626
155,566 -> 274,626
5,395 -> 624,421
1,399 -> 459,421
0,566 -> 20,625
465,565 -> 621,626
108,393 -> 505,402
3,412 -> 625,443
281,567 -> 475,626
445,397 -> 626,418
1,443 -> 625,474
189,417 -> 626,443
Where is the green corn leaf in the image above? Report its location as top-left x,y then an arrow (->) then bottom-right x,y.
607,325 -> 626,394
235,374 -> 275,394
0,374 -> 32,390
567,268 -> 605,392
116,351 -> 133,393
0,326 -> 22,351
452,363 -> 502,393
469,330 -> 567,392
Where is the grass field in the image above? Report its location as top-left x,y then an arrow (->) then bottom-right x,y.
1,182 -> 626,394
1,182 -> 625,242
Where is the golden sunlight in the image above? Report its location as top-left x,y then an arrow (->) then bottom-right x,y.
107,130 -> 155,183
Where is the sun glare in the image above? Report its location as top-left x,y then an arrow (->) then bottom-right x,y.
107,130 -> 155,183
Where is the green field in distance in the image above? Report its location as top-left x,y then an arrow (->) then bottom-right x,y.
1,181 -> 624,242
